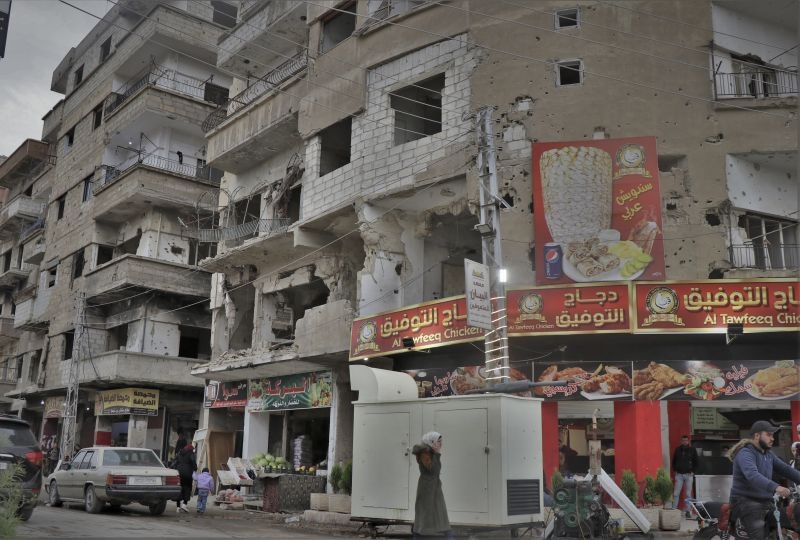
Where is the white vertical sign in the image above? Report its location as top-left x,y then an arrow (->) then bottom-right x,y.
464,258 -> 492,330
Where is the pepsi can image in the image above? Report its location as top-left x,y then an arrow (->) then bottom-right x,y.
543,243 -> 563,279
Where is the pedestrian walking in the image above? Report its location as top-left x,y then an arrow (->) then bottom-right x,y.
411,431 -> 453,539
672,435 -> 698,516
175,443 -> 197,512
192,467 -> 215,514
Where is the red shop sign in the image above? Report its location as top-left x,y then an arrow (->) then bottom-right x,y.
507,283 -> 632,335
633,279 -> 799,333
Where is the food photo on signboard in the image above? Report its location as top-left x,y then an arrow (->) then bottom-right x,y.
402,366 -> 531,397
531,362 -> 633,400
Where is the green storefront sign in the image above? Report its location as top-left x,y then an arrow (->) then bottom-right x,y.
247,371 -> 333,412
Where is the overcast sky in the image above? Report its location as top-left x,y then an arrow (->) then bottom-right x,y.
0,0 -> 111,157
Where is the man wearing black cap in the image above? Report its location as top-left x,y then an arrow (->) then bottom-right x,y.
729,420 -> 800,540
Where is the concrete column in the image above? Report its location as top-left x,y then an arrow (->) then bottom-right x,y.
95,416 -> 113,446
128,415 -> 148,448
541,401 -> 559,485
327,367 -> 355,493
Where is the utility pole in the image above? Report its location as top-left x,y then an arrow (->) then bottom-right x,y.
475,107 -> 510,386
60,292 -> 85,461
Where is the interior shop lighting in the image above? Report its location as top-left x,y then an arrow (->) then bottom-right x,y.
498,268 -> 508,283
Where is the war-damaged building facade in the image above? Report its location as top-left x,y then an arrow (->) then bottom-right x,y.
3,0 -> 233,462
190,0 -> 797,495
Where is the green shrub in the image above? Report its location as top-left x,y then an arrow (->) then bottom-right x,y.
341,462 -> 352,495
620,469 -> 639,505
643,474 -> 657,506
329,462 -> 343,493
551,470 -> 565,494
0,464 -> 24,539
654,468 -> 674,508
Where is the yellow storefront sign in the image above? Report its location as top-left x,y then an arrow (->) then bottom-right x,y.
95,388 -> 159,416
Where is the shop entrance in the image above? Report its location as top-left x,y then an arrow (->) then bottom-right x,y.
287,408 -> 330,469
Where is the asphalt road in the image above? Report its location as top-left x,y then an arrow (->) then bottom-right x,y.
17,503 -> 349,539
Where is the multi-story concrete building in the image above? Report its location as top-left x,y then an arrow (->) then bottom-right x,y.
4,0 -> 233,461
189,0 -> 797,495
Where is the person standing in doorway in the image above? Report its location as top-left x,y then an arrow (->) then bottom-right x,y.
175,443 -> 197,512
411,432 -> 453,539
672,435 -> 699,517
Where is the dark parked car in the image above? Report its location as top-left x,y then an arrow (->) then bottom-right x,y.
0,415 -> 42,521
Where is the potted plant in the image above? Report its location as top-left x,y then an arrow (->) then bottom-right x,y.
639,473 -> 661,527
609,469 -> 640,531
655,468 -> 681,530
329,462 -> 352,513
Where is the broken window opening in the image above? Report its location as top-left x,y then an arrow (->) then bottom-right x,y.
188,240 -> 217,266
178,326 -> 211,359
63,331 -> 75,360
119,230 -> 142,256
73,65 -> 84,87
107,324 -> 128,352
64,127 -> 75,148
228,286 -> 255,351
734,213 -> 799,270
211,0 -> 238,28
272,280 -> 330,341
658,155 -> 687,173
16,247 -> 23,270
100,37 -> 112,62
96,245 -> 114,266
56,195 -> 66,219
23,185 -> 32,197
72,248 -> 85,279
93,103 -> 103,130
28,350 -> 41,383
555,7 -> 579,29
286,185 -> 301,224
390,73 -> 444,146
204,82 -> 229,106
47,266 -> 58,288
556,60 -> 583,86
82,174 -> 93,202
320,2 -> 356,54
2,251 -> 11,273
319,118 -> 352,176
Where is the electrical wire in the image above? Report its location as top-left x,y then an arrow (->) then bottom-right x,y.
305,0 -> 796,120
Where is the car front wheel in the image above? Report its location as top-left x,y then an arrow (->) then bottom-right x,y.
84,486 -> 104,514
149,500 -> 167,516
49,481 -> 63,507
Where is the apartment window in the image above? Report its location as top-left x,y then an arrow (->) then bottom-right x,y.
63,331 -> 74,360
64,126 -> 75,148
28,352 -> 41,385
555,8 -> 580,29
556,60 -> 583,86
1,251 -> 10,273
100,37 -> 112,62
367,0 -> 429,20
96,245 -> 114,266
734,213 -> 799,270
320,2 -> 356,54
210,0 -> 238,28
82,174 -> 93,202
730,55 -> 779,98
390,73 -> 444,145
318,118 -> 352,176
73,64 -> 84,87
47,266 -> 57,288
92,103 -> 103,129
72,249 -> 85,279
204,82 -> 229,106
56,195 -> 66,219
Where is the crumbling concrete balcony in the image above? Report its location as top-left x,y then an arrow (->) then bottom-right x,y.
21,227 -> 46,265
84,255 -> 211,304
0,196 -> 47,240
0,140 -> 52,189
204,74 -> 305,174
92,161 -> 219,224
13,287 -> 49,331
78,350 -> 205,388
0,265 -> 32,289
0,316 -> 21,344
217,0 -> 307,78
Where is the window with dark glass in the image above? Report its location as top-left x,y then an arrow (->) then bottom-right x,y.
100,37 -> 112,62
74,65 -> 84,87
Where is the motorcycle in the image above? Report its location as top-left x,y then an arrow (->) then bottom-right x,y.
689,490 -> 800,540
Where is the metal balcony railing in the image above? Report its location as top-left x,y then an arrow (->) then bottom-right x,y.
202,53 -> 308,133
715,69 -> 798,99
19,218 -> 45,242
104,64 -> 228,117
94,155 -> 223,195
730,244 -> 799,270
198,218 -> 292,243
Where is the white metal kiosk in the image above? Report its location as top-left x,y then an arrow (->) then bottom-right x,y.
349,365 -> 546,534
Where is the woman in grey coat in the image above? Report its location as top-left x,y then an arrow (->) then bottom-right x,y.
411,431 -> 453,539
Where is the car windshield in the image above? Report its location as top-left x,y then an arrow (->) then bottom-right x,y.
0,423 -> 36,447
102,449 -> 163,467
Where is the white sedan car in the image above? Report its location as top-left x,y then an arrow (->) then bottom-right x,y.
46,447 -> 181,515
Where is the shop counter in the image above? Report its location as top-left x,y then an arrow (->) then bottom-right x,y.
259,473 -> 327,512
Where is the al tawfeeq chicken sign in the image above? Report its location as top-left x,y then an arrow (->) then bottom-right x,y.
532,136 -> 666,285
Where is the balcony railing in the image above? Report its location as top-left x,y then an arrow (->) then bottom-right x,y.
104,64 -> 229,117
715,69 -> 798,99
19,218 -> 45,242
198,218 -> 291,243
202,53 -> 307,133
731,244 -> 799,270
94,155 -> 223,195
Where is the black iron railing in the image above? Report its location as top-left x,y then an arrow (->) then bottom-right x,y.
19,218 -> 45,242
105,64 -> 229,117
94,155 -> 223,195
202,53 -> 307,133
715,69 -> 798,99
731,244 -> 799,270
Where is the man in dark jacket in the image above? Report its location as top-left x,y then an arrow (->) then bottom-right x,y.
174,444 -> 197,512
729,420 -> 800,540
672,435 -> 699,515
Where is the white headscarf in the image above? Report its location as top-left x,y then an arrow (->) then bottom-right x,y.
421,431 -> 442,450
